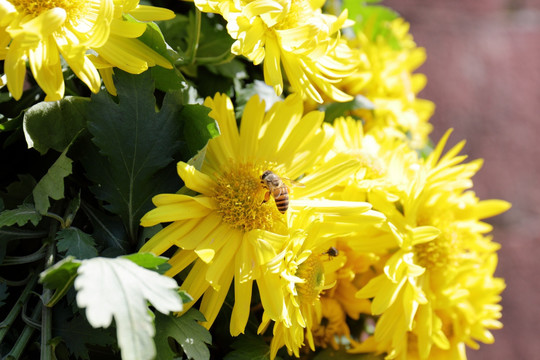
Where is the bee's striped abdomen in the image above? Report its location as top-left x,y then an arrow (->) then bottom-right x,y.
273,186 -> 289,213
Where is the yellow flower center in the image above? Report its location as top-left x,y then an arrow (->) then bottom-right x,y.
295,255 -> 325,305
213,163 -> 282,232
352,149 -> 386,179
11,0 -> 87,20
414,229 -> 458,271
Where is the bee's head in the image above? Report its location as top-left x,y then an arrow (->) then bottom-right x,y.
261,170 -> 272,180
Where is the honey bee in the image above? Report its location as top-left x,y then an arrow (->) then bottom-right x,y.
260,170 -> 303,214
322,246 -> 339,259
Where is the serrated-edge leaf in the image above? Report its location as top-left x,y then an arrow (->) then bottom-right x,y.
32,147 -> 73,214
56,227 -> 99,260
181,104 -> 219,156
75,257 -> 183,360
85,71 -> 182,241
154,309 -> 211,360
0,203 -> 42,227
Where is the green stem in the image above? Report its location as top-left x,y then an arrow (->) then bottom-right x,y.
43,212 -> 66,229
186,8 -> 201,64
0,271 -> 38,343
4,303 -> 42,360
0,272 -> 34,286
0,244 -> 47,266
40,232 -> 57,360
40,205 -> 63,358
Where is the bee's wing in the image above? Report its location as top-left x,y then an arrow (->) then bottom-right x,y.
283,177 -> 305,188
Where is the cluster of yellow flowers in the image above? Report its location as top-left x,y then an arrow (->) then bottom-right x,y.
137,1 -> 509,359
0,0 -> 509,359
0,0 -> 174,101
141,91 -> 509,358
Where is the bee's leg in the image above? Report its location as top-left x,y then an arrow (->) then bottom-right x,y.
262,191 -> 270,204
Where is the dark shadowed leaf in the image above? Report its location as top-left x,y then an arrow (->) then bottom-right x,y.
83,71 -> 182,242
181,104 -> 219,158
53,305 -> 115,360
154,309 -> 211,360
80,202 -> 129,252
32,147 -> 73,214
224,333 -> 278,360
56,227 -> 99,260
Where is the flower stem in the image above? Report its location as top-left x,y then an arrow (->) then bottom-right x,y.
0,271 -> 39,343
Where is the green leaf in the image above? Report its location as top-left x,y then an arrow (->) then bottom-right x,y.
32,147 -> 73,214
178,290 -> 193,305
22,96 -> 89,154
84,71 -> 182,241
53,304 -> 115,360
156,14 -> 189,57
206,59 -> 247,80
152,66 -> 189,92
74,257 -> 184,360
136,18 -> 176,64
0,203 -> 41,227
234,80 -> 282,119
134,18 -> 188,92
80,202 -> 129,251
343,1 -> 400,47
123,252 -> 171,274
0,174 -> 36,209
181,104 -> 219,158
39,256 -> 82,306
56,227 -> 99,260
154,309 -> 211,360
224,333 -> 276,360
323,95 -> 375,123
197,13 -> 235,62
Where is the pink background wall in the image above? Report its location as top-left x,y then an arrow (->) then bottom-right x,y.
382,0 -> 540,358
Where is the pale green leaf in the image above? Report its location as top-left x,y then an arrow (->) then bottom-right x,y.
23,96 -> 89,154
123,252 -> 171,274
0,203 -> 41,227
39,256 -> 81,307
74,257 -> 183,360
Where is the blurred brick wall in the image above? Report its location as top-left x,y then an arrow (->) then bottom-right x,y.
382,0 -> 540,359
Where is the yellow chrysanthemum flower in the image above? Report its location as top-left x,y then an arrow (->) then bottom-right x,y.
193,0 -> 358,103
139,93 -> 377,335
311,241 -> 377,350
340,18 -> 434,149
257,209 -> 385,358
328,119 -> 511,359
0,0 -> 174,101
